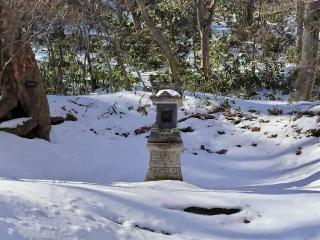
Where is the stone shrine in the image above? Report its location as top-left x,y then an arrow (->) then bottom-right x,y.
145,85 -> 183,181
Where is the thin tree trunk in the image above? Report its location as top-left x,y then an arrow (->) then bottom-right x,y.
86,2 -> 131,91
200,27 -> 211,78
86,45 -> 96,92
58,40 -> 65,94
96,31 -> 114,92
52,26 -> 65,94
136,0 -> 181,83
124,0 -> 142,32
79,27 -> 88,93
132,65 -> 146,88
196,0 -> 215,79
192,3 -> 198,69
98,22 -> 130,91
105,57 -> 114,93
112,41 -> 131,91
84,30 -> 96,92
294,0 -> 320,101
192,35 -> 197,69
246,0 -> 255,26
82,47 -> 87,92
296,0 -> 305,60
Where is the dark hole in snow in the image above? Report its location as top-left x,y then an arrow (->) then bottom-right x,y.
233,119 -> 241,125
296,147 -> 302,155
121,132 -> 130,137
248,109 -> 258,113
200,145 -> 213,153
243,219 -> 251,224
183,207 -> 241,216
90,128 -> 98,135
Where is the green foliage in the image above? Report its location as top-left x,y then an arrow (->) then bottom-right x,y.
31,0 -> 303,98
39,62 -> 58,94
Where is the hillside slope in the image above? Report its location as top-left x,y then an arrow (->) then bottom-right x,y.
0,91 -> 319,239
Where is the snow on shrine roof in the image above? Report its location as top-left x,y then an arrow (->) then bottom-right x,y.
156,89 -> 181,98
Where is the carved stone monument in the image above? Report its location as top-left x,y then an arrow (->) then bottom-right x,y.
145,85 -> 183,181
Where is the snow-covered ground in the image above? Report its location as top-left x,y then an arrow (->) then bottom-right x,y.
0,91 -> 320,239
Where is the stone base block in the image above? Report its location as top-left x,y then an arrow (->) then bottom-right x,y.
145,142 -> 183,181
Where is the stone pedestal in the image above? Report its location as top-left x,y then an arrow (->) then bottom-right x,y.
145,142 -> 183,181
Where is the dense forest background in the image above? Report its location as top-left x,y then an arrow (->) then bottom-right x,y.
2,0 -> 320,100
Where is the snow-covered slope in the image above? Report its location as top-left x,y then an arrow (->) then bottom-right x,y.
0,91 -> 320,239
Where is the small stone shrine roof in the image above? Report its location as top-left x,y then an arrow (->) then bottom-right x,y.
156,89 -> 181,98
151,89 -> 182,105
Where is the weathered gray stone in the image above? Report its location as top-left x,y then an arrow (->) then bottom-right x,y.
145,88 -> 183,181
145,142 -> 183,181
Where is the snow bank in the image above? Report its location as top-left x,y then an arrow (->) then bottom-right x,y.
0,118 -> 32,129
0,180 -> 319,240
0,91 -> 319,239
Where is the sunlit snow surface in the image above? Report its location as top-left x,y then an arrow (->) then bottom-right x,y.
0,118 -> 31,129
0,91 -> 320,239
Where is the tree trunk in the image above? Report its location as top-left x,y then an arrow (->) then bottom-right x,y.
136,0 -> 181,83
294,0 -> 320,101
200,27 -> 211,78
58,38 -> 65,94
0,5 -> 51,140
96,32 -> 114,93
296,0 -> 305,60
246,0 -> 255,26
87,47 -> 96,92
0,16 -> 3,93
113,41 -> 131,91
196,0 -> 215,79
51,26 -> 66,94
124,0 -> 142,32
84,29 -> 97,92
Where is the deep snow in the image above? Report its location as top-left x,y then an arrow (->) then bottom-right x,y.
0,91 -> 320,240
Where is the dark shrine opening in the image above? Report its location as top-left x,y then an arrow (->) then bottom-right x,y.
161,110 -> 173,123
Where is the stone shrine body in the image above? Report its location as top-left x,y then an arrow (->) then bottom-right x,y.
145,87 -> 183,181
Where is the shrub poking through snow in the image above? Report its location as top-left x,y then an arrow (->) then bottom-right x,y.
268,107 -> 283,116
216,149 -> 228,155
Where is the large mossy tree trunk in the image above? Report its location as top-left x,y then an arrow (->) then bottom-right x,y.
0,4 -> 51,140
